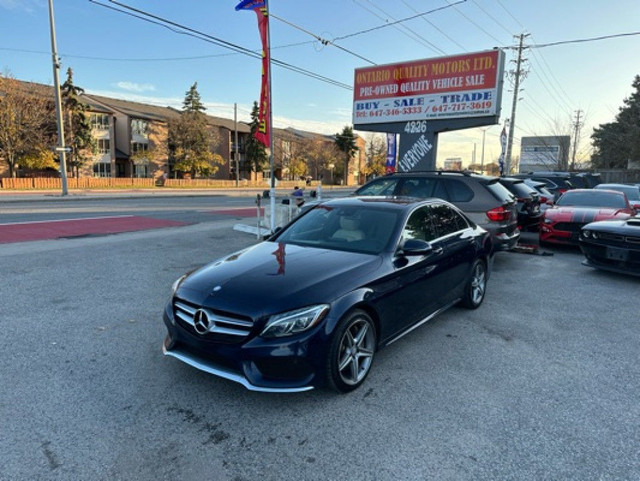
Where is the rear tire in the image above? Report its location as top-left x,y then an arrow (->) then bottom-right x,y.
326,309 -> 376,393
460,259 -> 487,309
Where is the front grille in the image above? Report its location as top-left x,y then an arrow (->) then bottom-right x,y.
598,233 -> 625,242
554,222 -> 583,234
173,297 -> 254,341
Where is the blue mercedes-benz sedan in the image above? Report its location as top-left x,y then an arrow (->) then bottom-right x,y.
163,196 -> 493,393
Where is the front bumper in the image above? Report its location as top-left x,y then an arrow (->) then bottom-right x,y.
162,303 -> 323,392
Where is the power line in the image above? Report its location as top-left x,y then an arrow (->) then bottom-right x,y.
333,0 -> 468,42
444,0 -> 503,45
399,0 -> 467,52
90,0 -> 352,90
528,31 -> 640,49
351,0 -> 447,55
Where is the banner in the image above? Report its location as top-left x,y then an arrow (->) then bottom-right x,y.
386,133 -> 397,173
498,124 -> 507,176
236,0 -> 271,147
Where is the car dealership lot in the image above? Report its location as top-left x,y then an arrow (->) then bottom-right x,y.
1,220 -> 639,480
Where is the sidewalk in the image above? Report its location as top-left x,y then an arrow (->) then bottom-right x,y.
0,186 -> 354,203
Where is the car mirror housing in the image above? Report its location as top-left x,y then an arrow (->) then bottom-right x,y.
401,239 -> 434,256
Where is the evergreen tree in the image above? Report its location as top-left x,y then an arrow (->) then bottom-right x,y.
169,82 -> 223,177
334,125 -> 358,185
61,68 -> 95,177
245,101 -> 268,180
182,82 -> 206,113
591,75 -> 640,169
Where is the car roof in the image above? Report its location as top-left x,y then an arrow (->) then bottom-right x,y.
596,183 -> 637,189
321,196 -> 448,210
382,170 -> 498,181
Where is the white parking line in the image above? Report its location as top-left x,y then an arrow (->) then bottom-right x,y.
0,215 -> 135,226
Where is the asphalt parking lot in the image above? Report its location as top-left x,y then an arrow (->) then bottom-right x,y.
1,218 -> 639,480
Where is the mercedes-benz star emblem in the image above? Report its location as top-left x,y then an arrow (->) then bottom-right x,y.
193,309 -> 211,335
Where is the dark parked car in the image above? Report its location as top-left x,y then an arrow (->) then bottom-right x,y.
540,189 -> 636,245
594,183 -> 640,210
512,172 -> 574,200
522,179 -> 555,212
580,217 -> 640,277
163,197 -> 493,393
354,171 -> 519,251
498,177 -> 542,231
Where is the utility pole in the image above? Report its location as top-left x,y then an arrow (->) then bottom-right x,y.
505,33 -> 529,176
234,103 -> 239,188
571,109 -> 583,171
48,0 -> 69,196
480,127 -> 488,174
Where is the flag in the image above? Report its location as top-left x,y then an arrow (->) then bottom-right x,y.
236,0 -> 271,147
498,125 -> 507,176
385,133 -> 397,174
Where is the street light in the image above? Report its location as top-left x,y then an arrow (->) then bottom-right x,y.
48,0 -> 69,196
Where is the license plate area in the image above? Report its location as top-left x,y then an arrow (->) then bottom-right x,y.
606,247 -> 628,261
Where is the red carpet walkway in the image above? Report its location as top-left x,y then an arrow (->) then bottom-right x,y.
0,215 -> 187,244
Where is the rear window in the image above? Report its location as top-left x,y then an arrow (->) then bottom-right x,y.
356,178 -> 398,196
556,190 -> 626,208
485,179 -> 515,203
568,176 -> 587,188
505,181 -> 537,198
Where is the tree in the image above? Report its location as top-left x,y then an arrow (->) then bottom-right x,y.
61,68 -> 95,177
362,134 -> 386,181
245,101 -> 268,181
301,137 -> 340,181
18,149 -> 57,171
591,75 -> 640,169
0,74 -> 56,177
334,125 -> 358,185
183,82 -> 206,113
168,83 -> 223,177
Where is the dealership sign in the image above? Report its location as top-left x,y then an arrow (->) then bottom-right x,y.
353,50 -> 502,125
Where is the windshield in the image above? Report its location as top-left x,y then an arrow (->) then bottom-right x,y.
597,185 -> 640,201
274,204 -> 400,254
556,190 -> 626,208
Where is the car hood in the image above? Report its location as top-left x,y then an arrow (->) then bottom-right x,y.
176,242 -> 383,319
583,217 -> 640,233
544,206 -> 632,223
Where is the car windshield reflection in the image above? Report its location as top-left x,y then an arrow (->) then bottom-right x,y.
274,204 -> 400,255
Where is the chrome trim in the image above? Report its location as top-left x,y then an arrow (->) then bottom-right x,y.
162,344 -> 314,393
386,299 -> 461,346
174,302 -> 253,337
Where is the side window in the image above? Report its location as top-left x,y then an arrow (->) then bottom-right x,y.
397,178 -> 434,197
356,178 -> 398,196
444,179 -> 474,202
401,206 -> 438,243
430,204 -> 469,237
432,180 -> 449,200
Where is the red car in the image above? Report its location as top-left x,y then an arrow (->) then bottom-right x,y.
540,189 -> 636,245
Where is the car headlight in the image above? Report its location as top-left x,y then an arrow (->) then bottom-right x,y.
582,230 -> 591,238
592,232 -> 599,239
171,274 -> 188,296
261,304 -> 330,338
543,218 -> 553,224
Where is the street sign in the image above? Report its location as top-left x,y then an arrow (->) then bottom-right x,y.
54,146 -> 72,153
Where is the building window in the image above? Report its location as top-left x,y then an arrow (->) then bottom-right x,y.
90,114 -> 109,130
131,119 -> 149,137
93,163 -> 111,177
97,139 -> 110,154
133,164 -> 149,178
132,142 -> 149,154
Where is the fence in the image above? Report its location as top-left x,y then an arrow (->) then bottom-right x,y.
0,177 -> 317,190
0,177 -> 156,189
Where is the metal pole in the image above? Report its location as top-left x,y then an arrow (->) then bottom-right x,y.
48,0 -> 69,196
480,128 -> 487,173
234,103 -> 239,188
505,33 -> 528,176
266,0 -> 276,232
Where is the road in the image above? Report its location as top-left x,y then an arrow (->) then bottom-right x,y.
1,197 -> 640,480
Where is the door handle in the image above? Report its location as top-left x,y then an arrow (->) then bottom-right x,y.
432,246 -> 443,255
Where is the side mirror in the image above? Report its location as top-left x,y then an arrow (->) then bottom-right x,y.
262,226 -> 282,241
401,239 -> 434,256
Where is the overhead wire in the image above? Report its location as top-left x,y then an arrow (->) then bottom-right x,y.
90,0 -> 353,90
399,0 -> 467,52
351,0 -> 447,55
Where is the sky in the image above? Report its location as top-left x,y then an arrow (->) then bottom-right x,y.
1,0 -> 639,168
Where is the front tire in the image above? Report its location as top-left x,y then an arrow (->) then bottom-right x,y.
326,309 -> 376,393
460,259 -> 487,309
